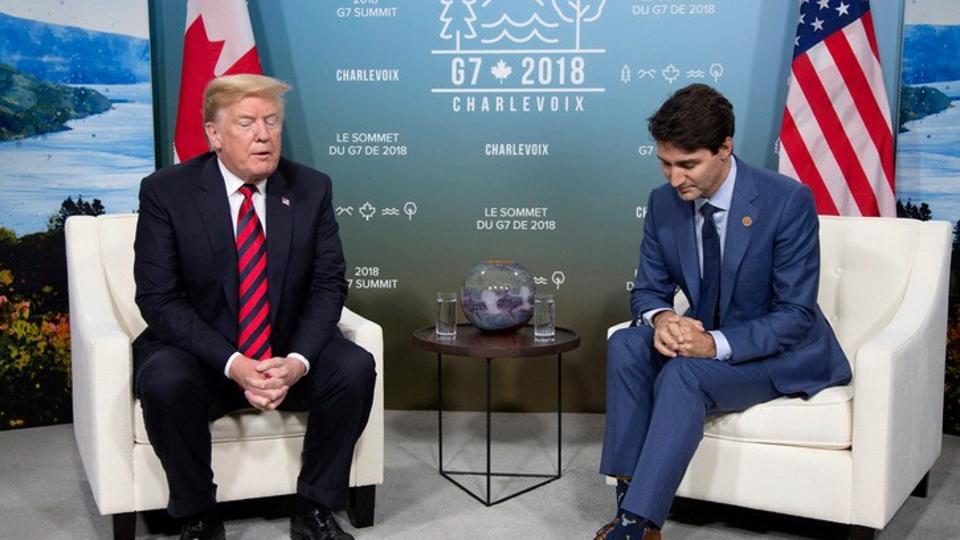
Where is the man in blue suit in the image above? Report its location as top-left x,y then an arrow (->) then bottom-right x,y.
595,84 -> 851,539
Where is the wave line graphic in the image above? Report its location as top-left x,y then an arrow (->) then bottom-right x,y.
480,28 -> 558,44
482,0 -> 546,7
481,13 -> 559,29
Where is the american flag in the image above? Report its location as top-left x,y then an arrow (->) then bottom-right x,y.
778,0 -> 895,217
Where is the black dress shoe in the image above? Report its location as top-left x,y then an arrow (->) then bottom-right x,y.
179,511 -> 225,540
291,499 -> 353,540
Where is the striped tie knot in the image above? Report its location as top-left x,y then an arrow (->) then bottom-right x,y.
236,183 -> 272,360
239,183 -> 258,199
700,201 -> 718,220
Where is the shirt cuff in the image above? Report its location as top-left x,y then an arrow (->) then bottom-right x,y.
641,308 -> 674,327
709,330 -> 732,361
224,351 -> 242,378
288,352 -> 311,375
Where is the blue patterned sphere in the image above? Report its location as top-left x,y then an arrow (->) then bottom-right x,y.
461,260 -> 535,331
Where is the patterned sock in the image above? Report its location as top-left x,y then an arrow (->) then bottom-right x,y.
615,477 -> 631,508
605,508 -> 647,540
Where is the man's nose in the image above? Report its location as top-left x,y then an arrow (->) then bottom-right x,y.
252,120 -> 270,140
668,168 -> 685,186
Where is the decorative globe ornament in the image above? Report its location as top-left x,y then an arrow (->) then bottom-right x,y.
461,260 -> 536,331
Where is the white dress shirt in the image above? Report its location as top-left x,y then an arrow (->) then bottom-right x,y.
218,159 -> 311,377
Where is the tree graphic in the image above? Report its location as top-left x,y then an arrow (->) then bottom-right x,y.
440,0 -> 478,51
551,0 -> 606,50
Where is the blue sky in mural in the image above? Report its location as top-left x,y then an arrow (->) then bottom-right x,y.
0,3 -> 154,235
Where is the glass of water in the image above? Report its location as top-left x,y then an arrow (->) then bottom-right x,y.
436,293 -> 458,338
534,293 -> 556,340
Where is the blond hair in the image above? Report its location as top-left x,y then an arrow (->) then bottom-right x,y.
202,74 -> 291,123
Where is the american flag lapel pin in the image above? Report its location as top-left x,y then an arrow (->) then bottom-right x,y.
281,197 -> 290,207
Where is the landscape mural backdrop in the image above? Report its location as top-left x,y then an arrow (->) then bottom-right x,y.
894,0 -> 960,433
0,0 -> 154,429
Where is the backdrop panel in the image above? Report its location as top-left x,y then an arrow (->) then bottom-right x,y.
150,0 -> 905,412
895,0 -> 960,433
0,0 -> 155,429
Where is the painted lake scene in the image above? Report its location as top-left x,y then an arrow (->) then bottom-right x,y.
0,6 -> 154,234
895,0 -> 960,435
0,1 -> 154,430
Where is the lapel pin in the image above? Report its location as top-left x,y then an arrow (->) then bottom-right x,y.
281,197 -> 290,207
742,216 -> 753,227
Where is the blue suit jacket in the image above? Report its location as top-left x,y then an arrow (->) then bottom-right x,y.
630,158 -> 850,397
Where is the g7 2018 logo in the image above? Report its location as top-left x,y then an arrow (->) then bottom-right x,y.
431,0 -> 607,113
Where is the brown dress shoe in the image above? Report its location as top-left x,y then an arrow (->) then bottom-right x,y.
593,517 -> 662,540
593,516 -> 619,539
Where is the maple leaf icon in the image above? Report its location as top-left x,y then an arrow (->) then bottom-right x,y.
662,64 -> 680,84
491,59 -> 512,84
359,202 -> 377,221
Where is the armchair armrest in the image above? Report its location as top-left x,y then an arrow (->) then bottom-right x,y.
607,320 -> 632,339
339,306 -> 385,486
66,216 -> 136,515
849,220 -> 950,528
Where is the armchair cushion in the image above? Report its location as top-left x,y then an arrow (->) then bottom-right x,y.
704,384 -> 853,450
134,405 -> 309,444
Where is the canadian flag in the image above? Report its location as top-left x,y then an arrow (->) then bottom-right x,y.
174,0 -> 263,163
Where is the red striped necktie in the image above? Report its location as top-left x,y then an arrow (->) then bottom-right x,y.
236,184 -> 272,360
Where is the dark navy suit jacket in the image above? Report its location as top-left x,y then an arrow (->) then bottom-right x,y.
630,158 -> 851,397
132,152 -> 347,373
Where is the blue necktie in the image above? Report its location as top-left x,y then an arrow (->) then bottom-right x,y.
700,202 -> 721,331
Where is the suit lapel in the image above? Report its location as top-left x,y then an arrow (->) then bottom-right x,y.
721,159 -> 758,319
266,168 -> 293,325
674,197 -> 701,309
195,156 -> 239,322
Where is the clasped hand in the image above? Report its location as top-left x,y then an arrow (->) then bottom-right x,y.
652,311 -> 717,359
228,355 -> 306,410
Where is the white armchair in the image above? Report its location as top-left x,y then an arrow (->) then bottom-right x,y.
65,213 -> 384,539
608,216 -> 950,538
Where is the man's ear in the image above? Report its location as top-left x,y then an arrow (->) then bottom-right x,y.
719,136 -> 733,160
204,122 -> 221,152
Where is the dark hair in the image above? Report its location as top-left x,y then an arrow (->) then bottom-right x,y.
647,84 -> 735,154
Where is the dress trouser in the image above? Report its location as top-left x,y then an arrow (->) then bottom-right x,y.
134,334 -> 376,518
599,325 -> 782,528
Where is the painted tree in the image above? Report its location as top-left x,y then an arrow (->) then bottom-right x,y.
439,0 -> 479,51
551,0 -> 606,50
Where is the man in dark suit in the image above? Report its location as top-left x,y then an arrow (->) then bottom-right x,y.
595,84 -> 851,539
133,74 -> 374,540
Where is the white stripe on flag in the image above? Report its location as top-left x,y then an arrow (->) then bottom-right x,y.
785,71 -> 862,216
778,140 -> 800,183
808,42 -> 890,213
843,19 -> 892,127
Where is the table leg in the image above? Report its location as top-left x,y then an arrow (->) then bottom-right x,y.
433,349 -> 565,507
486,356 -> 492,506
437,353 -> 443,473
557,352 -> 562,476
